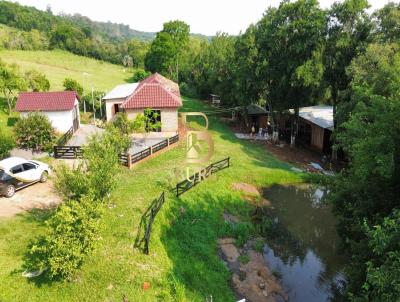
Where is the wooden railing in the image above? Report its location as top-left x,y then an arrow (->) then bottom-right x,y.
120,134 -> 179,168
54,133 -> 179,163
57,126 -> 74,146
134,192 -> 165,254
176,157 -> 230,197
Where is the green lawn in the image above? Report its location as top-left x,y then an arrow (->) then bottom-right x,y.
0,97 -> 302,301
0,50 -> 134,92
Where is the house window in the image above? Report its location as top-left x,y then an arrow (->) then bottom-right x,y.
145,109 -> 161,132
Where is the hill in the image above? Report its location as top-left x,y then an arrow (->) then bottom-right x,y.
0,1 -> 210,66
0,50 -> 133,92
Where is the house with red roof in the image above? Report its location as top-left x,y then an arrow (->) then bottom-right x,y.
15,91 -> 80,133
103,73 -> 182,133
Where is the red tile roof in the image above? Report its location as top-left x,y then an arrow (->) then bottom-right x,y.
121,73 -> 182,109
15,91 -> 79,112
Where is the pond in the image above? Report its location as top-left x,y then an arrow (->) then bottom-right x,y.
261,185 -> 347,302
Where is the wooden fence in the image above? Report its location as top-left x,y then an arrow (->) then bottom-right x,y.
53,146 -> 83,159
134,192 -> 165,254
54,132 -> 179,163
57,126 -> 74,146
120,134 -> 179,168
176,157 -> 230,197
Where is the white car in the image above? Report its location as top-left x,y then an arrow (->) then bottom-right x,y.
0,157 -> 51,198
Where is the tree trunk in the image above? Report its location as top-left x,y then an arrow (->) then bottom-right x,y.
290,108 -> 299,148
6,93 -> 12,116
270,109 -> 279,144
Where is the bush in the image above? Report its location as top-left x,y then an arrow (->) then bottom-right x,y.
28,195 -> 103,279
14,112 -> 56,152
0,129 -> 15,159
112,112 -> 131,135
131,69 -> 150,82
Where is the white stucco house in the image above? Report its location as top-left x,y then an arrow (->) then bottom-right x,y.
15,91 -> 80,133
103,83 -> 139,122
103,73 -> 182,133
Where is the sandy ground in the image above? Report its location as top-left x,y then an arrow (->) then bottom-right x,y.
0,180 -> 61,218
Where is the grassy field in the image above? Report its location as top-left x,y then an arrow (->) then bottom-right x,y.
0,97 -> 302,301
0,49 -> 134,134
0,50 -> 133,92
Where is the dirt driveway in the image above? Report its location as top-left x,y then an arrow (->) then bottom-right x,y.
0,181 -> 61,218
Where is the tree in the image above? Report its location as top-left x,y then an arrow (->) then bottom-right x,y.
373,2 -> 400,43
145,20 -> 189,81
361,210 -> 400,301
232,25 -> 260,106
25,69 -> 50,91
14,112 -> 56,152
255,0 -> 326,146
122,54 -> 133,67
0,60 -> 26,115
131,69 -> 150,82
329,43 -> 400,298
55,125 -> 130,201
323,0 -> 372,157
127,39 -> 150,68
63,77 -> 83,96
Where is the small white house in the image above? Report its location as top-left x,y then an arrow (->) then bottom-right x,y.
103,83 -> 139,122
15,91 -> 80,133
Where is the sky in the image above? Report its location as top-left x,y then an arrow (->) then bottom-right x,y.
14,0 -> 396,36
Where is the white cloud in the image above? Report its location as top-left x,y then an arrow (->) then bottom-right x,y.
14,0 -> 396,36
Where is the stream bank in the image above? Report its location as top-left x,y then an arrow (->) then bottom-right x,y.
220,183 -> 347,302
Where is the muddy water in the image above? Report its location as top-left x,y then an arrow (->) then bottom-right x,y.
261,185 -> 347,302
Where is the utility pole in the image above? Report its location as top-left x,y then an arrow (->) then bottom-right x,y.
92,86 -> 95,123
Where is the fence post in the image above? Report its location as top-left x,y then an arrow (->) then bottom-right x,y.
167,137 -> 170,147
53,146 -> 57,159
127,154 -> 132,169
150,146 -> 153,155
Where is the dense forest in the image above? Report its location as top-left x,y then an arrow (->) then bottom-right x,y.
1,0 -> 400,300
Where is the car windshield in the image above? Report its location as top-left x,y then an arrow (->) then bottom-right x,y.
0,169 -> 6,180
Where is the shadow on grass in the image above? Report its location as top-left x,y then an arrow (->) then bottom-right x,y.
9,208 -> 58,287
159,191 -> 251,301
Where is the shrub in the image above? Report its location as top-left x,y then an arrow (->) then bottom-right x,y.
112,112 -> 131,135
131,69 -> 150,82
0,129 -> 15,159
14,112 -> 56,152
28,195 -> 103,279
